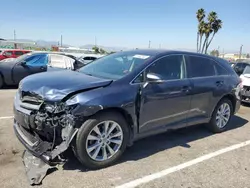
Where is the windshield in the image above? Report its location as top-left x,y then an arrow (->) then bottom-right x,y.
78,51 -> 152,79
243,65 -> 250,74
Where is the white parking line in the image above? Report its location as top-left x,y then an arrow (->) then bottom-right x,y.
116,140 -> 250,188
0,116 -> 14,120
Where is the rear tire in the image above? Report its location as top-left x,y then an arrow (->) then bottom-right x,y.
207,98 -> 233,133
74,112 -> 129,169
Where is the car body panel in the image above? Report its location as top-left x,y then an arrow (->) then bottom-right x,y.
138,79 -> 192,132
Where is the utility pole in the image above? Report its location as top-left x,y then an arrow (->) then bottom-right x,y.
239,45 -> 243,59
14,30 -> 17,49
14,30 -> 16,40
148,40 -> 151,48
60,35 -> 63,47
95,36 -> 97,47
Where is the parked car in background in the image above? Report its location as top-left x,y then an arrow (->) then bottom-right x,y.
240,64 -> 250,103
62,54 -> 85,70
0,49 -> 31,61
0,52 -> 81,88
78,54 -> 104,64
13,50 -> 241,171
233,62 -> 250,76
229,62 -> 236,68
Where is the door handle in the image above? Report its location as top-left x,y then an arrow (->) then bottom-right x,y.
216,81 -> 224,86
182,86 -> 191,93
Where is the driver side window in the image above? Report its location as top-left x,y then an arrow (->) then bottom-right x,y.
147,55 -> 185,81
26,55 -> 47,66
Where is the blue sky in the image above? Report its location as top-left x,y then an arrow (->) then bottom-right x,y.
0,0 -> 249,52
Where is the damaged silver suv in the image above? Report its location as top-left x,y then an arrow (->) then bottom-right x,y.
14,50 -> 241,173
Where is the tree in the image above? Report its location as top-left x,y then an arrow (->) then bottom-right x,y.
92,46 -> 100,54
210,49 -> 219,57
196,8 -> 205,52
196,9 -> 223,54
246,53 -> 250,58
99,48 -> 106,54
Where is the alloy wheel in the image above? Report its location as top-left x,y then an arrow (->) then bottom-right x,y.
216,103 -> 231,129
86,120 -> 124,161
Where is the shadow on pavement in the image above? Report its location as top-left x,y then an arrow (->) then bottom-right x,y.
1,85 -> 18,90
63,115 -> 248,172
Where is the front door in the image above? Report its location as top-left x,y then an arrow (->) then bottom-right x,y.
13,54 -> 47,84
139,55 -> 192,133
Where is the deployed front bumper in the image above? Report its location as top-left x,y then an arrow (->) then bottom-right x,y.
13,122 -> 53,165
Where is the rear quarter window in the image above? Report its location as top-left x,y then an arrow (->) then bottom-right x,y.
213,61 -> 229,76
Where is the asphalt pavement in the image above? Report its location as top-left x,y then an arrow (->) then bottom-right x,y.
0,89 -> 250,188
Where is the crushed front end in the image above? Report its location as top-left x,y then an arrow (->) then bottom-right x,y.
241,85 -> 250,103
13,90 -> 78,185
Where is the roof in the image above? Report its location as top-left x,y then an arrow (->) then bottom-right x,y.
122,49 -> 216,59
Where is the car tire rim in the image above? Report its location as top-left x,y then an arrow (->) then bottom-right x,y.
216,103 -> 231,129
86,120 -> 123,162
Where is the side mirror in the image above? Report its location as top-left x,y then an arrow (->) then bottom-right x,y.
146,73 -> 164,83
20,61 -> 26,66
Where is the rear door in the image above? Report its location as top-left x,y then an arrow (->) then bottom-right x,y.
13,54 -> 48,84
185,55 -> 228,125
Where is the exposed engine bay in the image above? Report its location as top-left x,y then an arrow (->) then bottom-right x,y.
14,98 -> 79,185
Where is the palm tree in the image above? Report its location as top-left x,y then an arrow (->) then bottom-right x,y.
201,22 -> 214,53
205,19 -> 222,53
196,9 -> 205,52
198,21 -> 206,53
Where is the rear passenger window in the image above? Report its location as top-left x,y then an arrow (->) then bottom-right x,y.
187,56 -> 215,78
14,51 -> 24,55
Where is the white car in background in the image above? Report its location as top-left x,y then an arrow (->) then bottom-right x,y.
78,54 -> 105,64
240,64 -> 250,103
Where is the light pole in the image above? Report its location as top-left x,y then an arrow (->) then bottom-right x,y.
148,40 -> 151,48
60,35 -> 63,47
239,45 -> 243,59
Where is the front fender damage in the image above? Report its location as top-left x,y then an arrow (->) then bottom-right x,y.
21,103 -> 79,185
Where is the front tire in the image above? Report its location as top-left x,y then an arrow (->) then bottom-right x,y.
74,112 -> 129,169
208,98 -> 233,133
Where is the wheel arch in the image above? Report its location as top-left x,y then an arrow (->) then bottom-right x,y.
79,107 -> 135,146
211,94 -> 236,118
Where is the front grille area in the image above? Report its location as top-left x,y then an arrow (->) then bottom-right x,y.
17,91 -> 43,110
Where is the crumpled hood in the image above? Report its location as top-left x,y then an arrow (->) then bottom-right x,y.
20,70 -> 112,101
